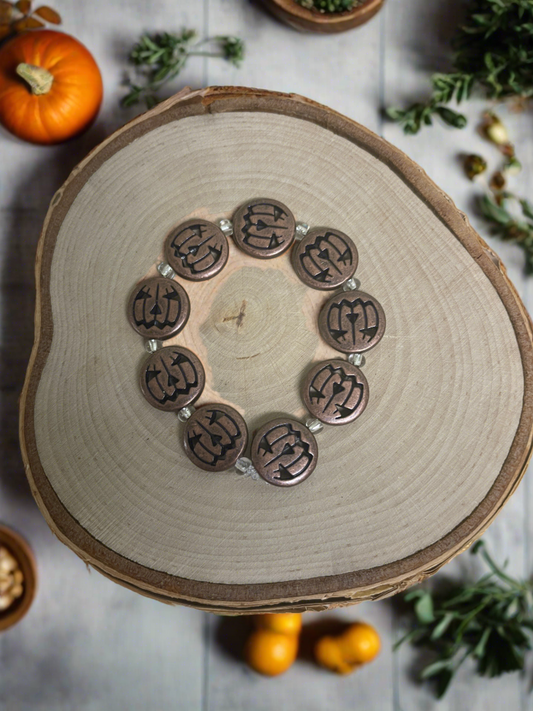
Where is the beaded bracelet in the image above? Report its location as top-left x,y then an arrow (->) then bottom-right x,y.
127,198 -> 385,488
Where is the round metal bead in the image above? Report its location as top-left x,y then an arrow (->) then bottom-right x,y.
183,404 -> 248,472
164,218 -> 229,281
318,289 -> 386,354
139,346 -> 204,412
302,359 -> 369,425
292,227 -> 358,290
250,418 -> 318,487
232,198 -> 296,259
127,276 -> 190,340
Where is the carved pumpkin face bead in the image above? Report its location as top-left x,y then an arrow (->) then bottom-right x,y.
318,290 -> 386,353
251,418 -> 318,487
292,227 -> 358,290
233,198 -> 296,259
164,218 -> 229,281
139,346 -> 205,412
183,404 -> 248,472
302,359 -> 369,425
127,276 -> 190,340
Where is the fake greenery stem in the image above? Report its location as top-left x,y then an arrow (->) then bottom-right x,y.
122,30 -> 245,109
479,192 -> 533,274
16,63 -> 53,95
396,540 -> 533,698
387,0 -> 533,134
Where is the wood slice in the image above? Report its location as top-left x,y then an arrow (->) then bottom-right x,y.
20,86 -> 533,613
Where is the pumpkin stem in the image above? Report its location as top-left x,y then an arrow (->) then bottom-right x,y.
16,63 -> 54,96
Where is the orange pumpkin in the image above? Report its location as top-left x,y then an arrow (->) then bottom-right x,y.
0,30 -> 103,144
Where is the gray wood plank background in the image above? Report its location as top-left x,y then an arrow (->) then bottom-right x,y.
1,0 -> 531,708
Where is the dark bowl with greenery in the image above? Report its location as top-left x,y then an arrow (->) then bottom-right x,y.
259,0 -> 385,33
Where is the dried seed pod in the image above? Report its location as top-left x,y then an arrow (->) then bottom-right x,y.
0,1 -> 16,24
483,112 -> 509,146
504,156 -> 522,176
12,14 -> 44,30
33,5 -> 61,23
15,0 -> 32,13
490,171 -> 506,192
464,154 -> 487,181
500,142 -> 515,159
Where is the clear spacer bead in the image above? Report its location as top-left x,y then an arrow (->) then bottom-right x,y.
295,222 -> 310,240
305,418 -> 324,434
348,353 -> 366,367
235,456 -> 253,473
157,262 -> 176,279
145,338 -> 163,353
177,406 -> 195,422
217,218 -> 234,236
235,457 -> 261,480
343,277 -> 361,292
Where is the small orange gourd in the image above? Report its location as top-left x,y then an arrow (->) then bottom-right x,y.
255,612 -> 303,636
0,30 -> 103,144
315,622 -> 381,674
245,630 -> 299,676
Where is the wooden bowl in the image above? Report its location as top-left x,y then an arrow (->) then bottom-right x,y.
259,0 -> 385,33
20,87 -> 533,613
0,525 -> 37,631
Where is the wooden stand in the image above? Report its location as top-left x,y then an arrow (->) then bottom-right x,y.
20,87 -> 533,613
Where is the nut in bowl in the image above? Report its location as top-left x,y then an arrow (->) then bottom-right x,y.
0,525 -> 37,632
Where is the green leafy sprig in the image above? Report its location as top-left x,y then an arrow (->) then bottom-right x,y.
396,540 -> 533,698
480,192 -> 533,273
387,0 -> 533,134
122,30 -> 245,109
295,0 -> 362,12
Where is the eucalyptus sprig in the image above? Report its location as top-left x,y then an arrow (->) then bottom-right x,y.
122,30 -> 245,109
396,540 -> 533,698
387,0 -> 533,134
480,192 -> 533,273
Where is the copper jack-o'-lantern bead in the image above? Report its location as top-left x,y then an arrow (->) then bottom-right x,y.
139,346 -> 205,412
127,276 -> 190,340
232,198 -> 296,259
251,418 -> 318,487
292,227 -> 358,290
318,289 -> 386,354
183,404 -> 248,472
164,218 -> 229,281
302,359 -> 369,425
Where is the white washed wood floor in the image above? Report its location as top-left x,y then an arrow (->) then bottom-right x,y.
1,0 -> 532,709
